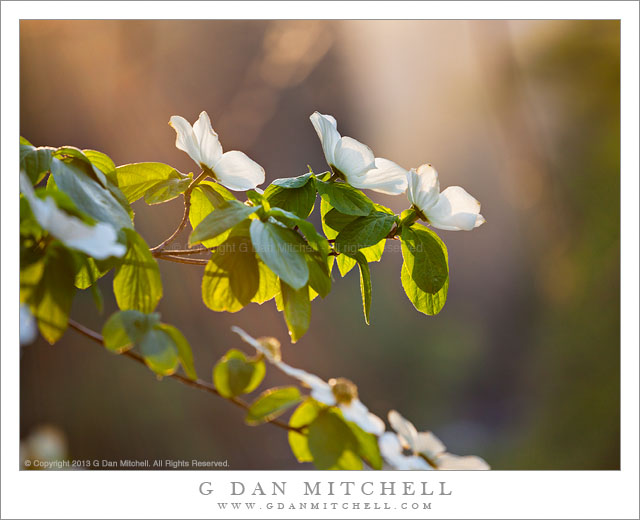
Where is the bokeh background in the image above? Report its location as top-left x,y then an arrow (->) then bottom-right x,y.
19,20 -> 620,470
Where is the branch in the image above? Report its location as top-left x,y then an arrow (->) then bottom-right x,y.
149,170 -> 209,254
154,254 -> 209,266
67,319 -> 305,434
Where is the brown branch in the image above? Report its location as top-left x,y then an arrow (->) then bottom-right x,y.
153,247 -> 212,256
149,170 -> 209,254
67,319 -> 304,434
154,255 -> 209,266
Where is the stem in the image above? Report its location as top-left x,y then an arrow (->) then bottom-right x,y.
155,255 -> 209,266
149,170 -> 209,254
67,319 -> 304,435
152,247 -> 211,256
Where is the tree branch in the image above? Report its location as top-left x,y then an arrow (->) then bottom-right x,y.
149,170 -> 209,254
67,319 -> 305,434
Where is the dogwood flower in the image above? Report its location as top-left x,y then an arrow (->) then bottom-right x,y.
378,432 -> 433,470
387,410 -> 490,470
407,164 -> 485,231
20,173 -> 126,260
20,304 -> 38,346
232,326 -> 385,435
309,112 -> 408,195
169,111 -> 265,191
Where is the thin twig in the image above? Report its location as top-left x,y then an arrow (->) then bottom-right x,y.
155,255 -> 209,266
67,319 -> 304,434
152,247 -> 213,256
149,170 -> 209,254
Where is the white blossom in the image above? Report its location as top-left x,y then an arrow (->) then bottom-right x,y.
407,164 -> 485,231
232,326 -> 385,435
309,112 -> 408,195
170,111 -> 265,191
20,304 -> 38,346
378,432 -> 433,470
387,410 -> 490,470
20,173 -> 126,260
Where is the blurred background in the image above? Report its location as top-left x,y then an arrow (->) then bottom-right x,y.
20,20 -> 620,470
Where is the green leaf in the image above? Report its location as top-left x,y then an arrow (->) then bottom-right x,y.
83,149 -> 116,179
280,280 -> 311,343
251,260 -> 280,304
400,225 -> 448,294
74,256 -> 115,289
155,323 -> 197,380
20,136 -> 33,146
401,262 -> 448,315
202,235 -> 259,312
189,182 -> 237,248
190,201 -> 258,245
354,252 -> 371,325
102,309 -> 159,353
315,180 -> 374,216
250,219 -> 309,290
335,212 -> 395,256
264,180 -> 316,219
268,208 -> 329,258
144,176 -> 191,205
246,386 -> 302,425
139,327 -> 179,376
306,253 -> 331,299
213,349 -> 265,398
51,158 -> 133,230
308,409 -> 362,470
271,172 -> 314,188
20,145 -> 54,185
112,162 -> 183,203
28,246 -> 76,344
288,399 -> 322,462
113,229 -> 163,312
54,146 -> 110,187
346,421 -> 383,470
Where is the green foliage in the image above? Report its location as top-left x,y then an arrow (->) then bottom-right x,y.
213,349 -> 265,398
144,176 -> 191,205
315,180 -> 374,216
20,142 -> 54,185
264,173 -> 316,218
346,420 -> 383,470
102,310 -> 196,379
190,201 -> 258,245
113,229 -> 163,313
246,386 -> 302,425
51,157 -> 133,230
189,182 -> 236,248
112,162 -> 185,204
307,408 -> 362,470
335,211 -> 395,256
354,252 -> 372,324
288,399 -> 321,462
249,219 -> 309,290
83,149 -> 116,179
202,235 -> 259,312
27,245 -> 76,344
280,280 -> 311,343
400,224 -> 448,294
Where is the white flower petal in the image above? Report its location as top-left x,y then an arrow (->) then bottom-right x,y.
20,174 -> 126,260
20,304 -> 38,346
332,136 -> 376,179
310,384 -> 337,406
408,164 -> 440,212
414,431 -> 446,459
388,410 -> 420,451
348,157 -> 408,195
425,186 -> 483,231
231,326 -> 274,359
212,151 -> 265,191
169,115 -> 202,166
310,112 -> 341,166
378,432 -> 432,471
341,399 -> 385,435
435,453 -> 490,470
192,111 -> 223,167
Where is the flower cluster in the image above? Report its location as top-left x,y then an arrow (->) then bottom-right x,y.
170,110 -> 484,231
232,327 -> 489,470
